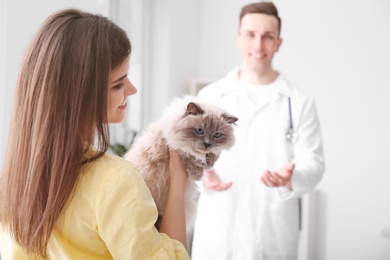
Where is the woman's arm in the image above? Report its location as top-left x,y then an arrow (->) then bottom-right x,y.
159,150 -> 189,249
96,160 -> 189,259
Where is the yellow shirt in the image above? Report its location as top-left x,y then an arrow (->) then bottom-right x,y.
0,153 -> 189,259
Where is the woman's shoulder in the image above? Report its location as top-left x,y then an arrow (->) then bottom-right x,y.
92,152 -> 137,172
81,152 -> 143,190
99,152 -> 135,168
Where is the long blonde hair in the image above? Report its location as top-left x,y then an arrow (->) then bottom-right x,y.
0,9 -> 131,258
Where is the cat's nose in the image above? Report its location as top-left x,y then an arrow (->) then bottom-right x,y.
203,142 -> 211,148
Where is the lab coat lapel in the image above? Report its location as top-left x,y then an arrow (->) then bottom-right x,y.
240,88 -> 281,123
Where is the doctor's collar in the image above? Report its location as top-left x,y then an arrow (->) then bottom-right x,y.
228,67 -> 293,97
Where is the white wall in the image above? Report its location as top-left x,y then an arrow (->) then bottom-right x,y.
0,0 -> 6,170
143,0 -> 200,124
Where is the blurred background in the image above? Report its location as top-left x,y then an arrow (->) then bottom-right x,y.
1,0 -> 389,259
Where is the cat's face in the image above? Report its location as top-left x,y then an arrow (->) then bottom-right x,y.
168,102 -> 238,159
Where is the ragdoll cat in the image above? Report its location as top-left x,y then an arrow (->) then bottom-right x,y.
124,95 -> 238,234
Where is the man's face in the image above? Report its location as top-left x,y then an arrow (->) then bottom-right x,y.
236,13 -> 282,73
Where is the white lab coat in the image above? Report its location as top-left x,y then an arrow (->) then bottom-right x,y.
191,68 -> 325,260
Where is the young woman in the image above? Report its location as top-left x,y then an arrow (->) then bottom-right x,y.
0,9 -> 189,259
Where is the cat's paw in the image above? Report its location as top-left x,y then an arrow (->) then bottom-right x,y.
204,153 -> 219,169
182,155 -> 204,180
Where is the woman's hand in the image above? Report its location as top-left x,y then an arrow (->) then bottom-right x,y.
159,149 -> 188,248
168,150 -> 189,191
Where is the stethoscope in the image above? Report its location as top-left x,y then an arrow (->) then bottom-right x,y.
286,97 -> 298,143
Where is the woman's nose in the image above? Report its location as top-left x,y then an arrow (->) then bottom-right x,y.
125,79 -> 137,96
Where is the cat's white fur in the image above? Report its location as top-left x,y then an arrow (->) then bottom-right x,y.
124,95 -> 237,236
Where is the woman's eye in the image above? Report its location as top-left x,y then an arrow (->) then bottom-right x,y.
214,132 -> 222,138
195,128 -> 204,135
113,82 -> 124,90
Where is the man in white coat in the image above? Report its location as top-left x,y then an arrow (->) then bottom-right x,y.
191,2 -> 325,260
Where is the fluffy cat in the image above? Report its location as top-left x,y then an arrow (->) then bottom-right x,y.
124,95 -> 238,235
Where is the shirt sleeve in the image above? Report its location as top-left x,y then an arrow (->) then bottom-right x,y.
95,164 -> 189,260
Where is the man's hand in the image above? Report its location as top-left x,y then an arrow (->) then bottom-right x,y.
260,162 -> 294,189
203,169 -> 233,191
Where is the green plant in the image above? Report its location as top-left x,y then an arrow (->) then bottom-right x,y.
109,129 -> 137,157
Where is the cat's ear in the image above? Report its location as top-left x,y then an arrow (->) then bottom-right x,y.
186,102 -> 204,116
222,114 -> 238,124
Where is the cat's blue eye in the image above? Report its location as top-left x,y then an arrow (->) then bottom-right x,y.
195,128 -> 204,135
214,132 -> 222,138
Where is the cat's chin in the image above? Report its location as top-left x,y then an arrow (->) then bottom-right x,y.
190,174 -> 203,181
